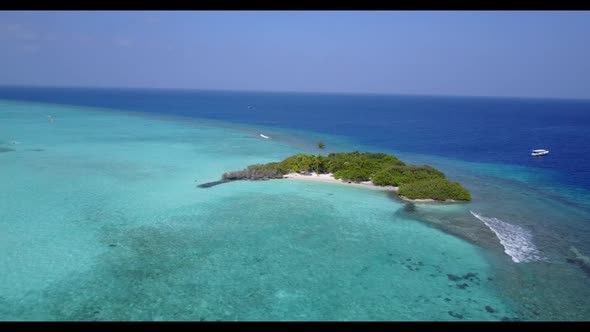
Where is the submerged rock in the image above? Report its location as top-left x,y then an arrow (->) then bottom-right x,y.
447,274 -> 462,282
448,311 -> 464,319
404,203 -> 416,213
0,147 -> 15,153
197,179 -> 232,188
462,272 -> 478,280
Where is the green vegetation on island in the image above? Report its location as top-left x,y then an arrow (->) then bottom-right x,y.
222,151 -> 471,202
398,178 -> 471,201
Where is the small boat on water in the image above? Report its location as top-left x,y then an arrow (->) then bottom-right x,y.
259,134 -> 270,139
531,149 -> 549,156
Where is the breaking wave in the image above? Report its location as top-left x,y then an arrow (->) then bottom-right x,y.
470,211 -> 543,263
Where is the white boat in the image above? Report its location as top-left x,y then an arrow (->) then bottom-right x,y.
259,134 -> 270,139
531,149 -> 549,156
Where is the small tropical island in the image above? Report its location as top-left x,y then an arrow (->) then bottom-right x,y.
205,150 -> 471,203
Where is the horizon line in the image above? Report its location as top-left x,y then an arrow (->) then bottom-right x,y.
1,83 -> 589,102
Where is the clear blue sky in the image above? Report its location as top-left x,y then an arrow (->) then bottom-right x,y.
1,11 -> 589,99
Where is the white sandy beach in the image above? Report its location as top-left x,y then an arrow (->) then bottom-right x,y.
282,172 -> 399,192
282,173 -> 461,203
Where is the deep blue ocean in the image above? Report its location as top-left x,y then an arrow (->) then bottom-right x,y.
1,86 -> 588,190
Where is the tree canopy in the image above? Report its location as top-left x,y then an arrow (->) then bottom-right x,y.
225,151 -> 471,201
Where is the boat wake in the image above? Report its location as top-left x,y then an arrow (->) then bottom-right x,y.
470,211 -> 543,263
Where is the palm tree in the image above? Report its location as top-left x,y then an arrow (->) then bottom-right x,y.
318,142 -> 325,151
316,142 -> 326,175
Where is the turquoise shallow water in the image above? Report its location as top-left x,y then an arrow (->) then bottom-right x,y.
0,100 -> 523,321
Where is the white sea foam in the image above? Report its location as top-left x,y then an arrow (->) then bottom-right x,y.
470,211 -> 543,263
